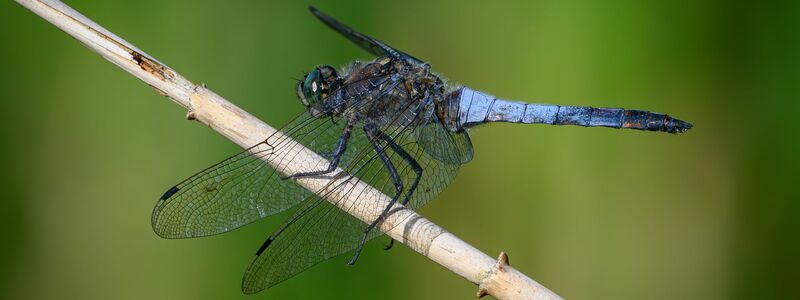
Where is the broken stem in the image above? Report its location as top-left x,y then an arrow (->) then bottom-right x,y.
15,1 -> 563,299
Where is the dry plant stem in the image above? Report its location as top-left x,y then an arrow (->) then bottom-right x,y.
16,1 -> 563,299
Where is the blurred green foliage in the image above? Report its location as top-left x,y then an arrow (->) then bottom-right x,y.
1,0 -> 798,299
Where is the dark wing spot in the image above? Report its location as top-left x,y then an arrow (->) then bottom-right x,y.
255,237 -> 274,256
160,186 -> 180,200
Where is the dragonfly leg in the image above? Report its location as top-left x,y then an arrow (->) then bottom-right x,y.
348,125 -> 404,265
384,238 -> 396,251
282,119 -> 355,180
374,129 -> 422,251
376,130 -> 422,206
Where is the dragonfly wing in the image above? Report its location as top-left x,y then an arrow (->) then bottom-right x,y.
240,98 -> 463,293
413,98 -> 474,164
309,6 -> 424,65
414,120 -> 474,165
152,113 -> 354,238
241,194 -> 382,293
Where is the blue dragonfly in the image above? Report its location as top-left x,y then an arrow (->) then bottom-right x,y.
152,6 -> 692,294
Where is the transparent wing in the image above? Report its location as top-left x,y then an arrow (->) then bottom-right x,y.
309,6 -> 425,65
241,99 -> 468,293
152,113 -> 358,238
414,115 -> 474,164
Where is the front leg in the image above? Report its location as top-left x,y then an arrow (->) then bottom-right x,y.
347,124 -> 404,265
282,118 -> 355,180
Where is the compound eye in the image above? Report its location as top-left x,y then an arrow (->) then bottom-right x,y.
301,69 -> 322,105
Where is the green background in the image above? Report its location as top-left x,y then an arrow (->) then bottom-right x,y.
1,0 -> 798,299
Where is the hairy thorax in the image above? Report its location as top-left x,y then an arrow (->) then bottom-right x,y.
333,56 -> 446,129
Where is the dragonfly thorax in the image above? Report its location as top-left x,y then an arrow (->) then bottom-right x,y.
326,56 -> 447,129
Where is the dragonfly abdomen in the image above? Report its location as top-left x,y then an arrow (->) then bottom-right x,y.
451,87 -> 692,133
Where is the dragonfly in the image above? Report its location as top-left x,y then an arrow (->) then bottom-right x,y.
152,6 -> 692,294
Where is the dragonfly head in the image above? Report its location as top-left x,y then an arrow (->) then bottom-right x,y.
297,65 -> 338,117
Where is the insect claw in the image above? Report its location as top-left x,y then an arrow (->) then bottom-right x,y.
346,257 -> 357,266
383,238 -> 395,250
